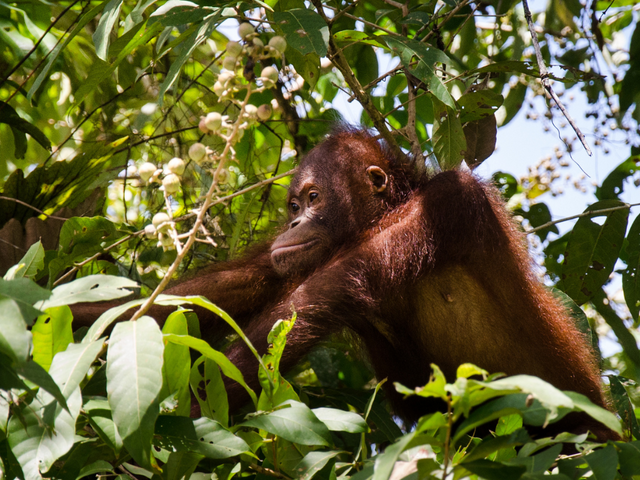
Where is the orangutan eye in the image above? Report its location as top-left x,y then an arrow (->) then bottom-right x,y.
309,192 -> 319,203
290,202 -> 300,213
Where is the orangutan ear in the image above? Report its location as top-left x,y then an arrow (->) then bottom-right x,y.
366,166 -> 388,193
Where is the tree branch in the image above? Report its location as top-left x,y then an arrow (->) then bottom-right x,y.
310,0 -> 407,164
527,202 -> 639,235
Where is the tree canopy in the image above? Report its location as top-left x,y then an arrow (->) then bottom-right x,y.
1,0 -> 640,479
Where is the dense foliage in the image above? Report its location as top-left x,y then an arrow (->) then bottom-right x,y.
1,0 -> 640,478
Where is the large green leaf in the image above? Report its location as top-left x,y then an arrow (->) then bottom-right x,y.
559,200 -> 629,304
93,0 -> 124,60
385,36 -> 454,108
154,416 -> 250,459
372,430 -> 417,480
84,397 -> 123,454
293,450 -> 341,480
0,277 -> 50,324
273,9 -> 328,57
0,101 -> 51,158
160,311 -> 191,417
431,97 -> 466,170
312,407 -> 367,433
240,400 -> 332,446
0,296 -> 32,363
563,391 -> 622,435
32,306 -> 74,371
39,275 -> 138,310
4,241 -> 44,280
106,316 -> 164,468
584,444 -> 618,480
157,13 -> 220,105
623,213 -> 640,321
149,1 -> 211,26
7,392 -> 82,480
166,334 -> 256,407
43,340 -> 105,402
27,1 -> 109,100
189,356 -> 229,425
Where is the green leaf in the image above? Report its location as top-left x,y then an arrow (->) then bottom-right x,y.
609,375 -> 640,439
16,361 -> 69,413
372,431 -> 417,480
312,408 -> 367,433
596,155 -> 640,200
44,340 -> 105,402
0,352 -> 29,391
593,291 -> 640,370
431,97 -> 466,170
623,213 -> 640,321
82,298 -> 146,343
333,30 -> 386,48
32,306 -> 74,371
617,441 -> 640,476
240,400 -> 332,446
461,459 -> 526,480
458,90 -> 504,123
160,311 -> 191,417
507,443 -> 562,473
149,1 -> 210,26
412,364 -> 448,400
559,200 -> 629,304
273,9 -> 329,57
0,101 -> 52,158
107,316 -> 164,468
157,13 -> 220,106
563,391 -> 622,435
0,296 -> 32,364
282,47 -> 320,90
28,1 -> 109,100
385,36 -> 454,108
4,241 -> 44,280
293,450 -> 341,480
463,429 -> 531,463
39,275 -> 138,310
93,0 -> 124,60
0,277 -> 50,324
454,393 -> 566,443
84,397 -> 123,454
167,333 -> 256,407
584,444 -> 618,480
258,317 -> 299,410
7,392 -> 83,480
189,356 -> 228,425
154,416 -> 250,459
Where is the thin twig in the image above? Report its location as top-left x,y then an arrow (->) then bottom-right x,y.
0,196 -> 69,221
527,202 -> 639,235
522,0 -> 592,156
130,85 -> 257,321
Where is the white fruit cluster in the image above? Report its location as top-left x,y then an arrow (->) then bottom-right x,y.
140,24 -> 289,250
144,211 -> 176,250
137,156 -> 186,196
